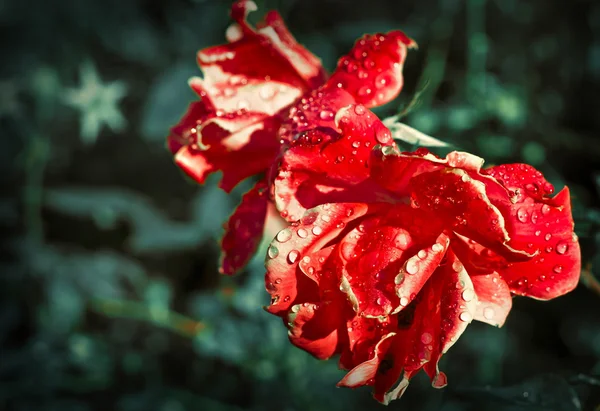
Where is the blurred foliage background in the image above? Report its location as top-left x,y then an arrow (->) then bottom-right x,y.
2,0 -> 600,410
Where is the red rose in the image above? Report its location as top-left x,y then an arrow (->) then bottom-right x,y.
167,0 -> 416,274
265,104 -> 581,403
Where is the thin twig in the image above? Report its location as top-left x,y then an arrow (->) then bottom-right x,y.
581,263 -> 600,298
89,298 -> 206,338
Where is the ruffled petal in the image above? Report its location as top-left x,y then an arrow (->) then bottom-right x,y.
219,180 -> 269,275
371,250 -> 478,404
265,203 -> 370,315
274,104 -> 395,221
409,167 -> 532,261
328,31 -> 417,108
338,332 -> 396,388
337,216 -> 410,317
481,165 -> 581,299
287,301 -> 340,360
470,272 -> 513,327
258,10 -> 328,88
173,115 -> 282,192
278,85 -> 356,141
190,1 -> 324,113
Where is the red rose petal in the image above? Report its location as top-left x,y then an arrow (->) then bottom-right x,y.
274,104 -> 395,221
409,168 -> 531,261
328,31 -> 416,108
287,301 -> 340,360
498,188 -> 580,299
337,332 -> 396,388
338,217 -> 410,317
394,233 -> 450,314
470,272 -> 512,327
265,203 -> 370,315
219,180 -> 269,275
372,250 -> 478,404
191,1 -> 325,113
258,10 -> 328,89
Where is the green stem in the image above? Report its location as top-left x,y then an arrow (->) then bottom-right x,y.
89,298 -> 206,338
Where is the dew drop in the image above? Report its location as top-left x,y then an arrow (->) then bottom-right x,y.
399,296 -> 409,307
287,250 -> 300,264
544,233 -> 552,241
483,307 -> 495,320
394,232 -> 411,250
535,230 -> 541,237
375,127 -> 392,144
432,243 -> 444,253
319,109 -> 334,120
517,208 -> 528,223
406,259 -> 419,275
259,84 -> 276,100
555,241 -> 568,255
321,214 -> 331,222
354,105 -> 366,115
297,228 -> 308,238
267,245 -> 279,259
541,204 -> 551,215
352,141 -> 360,148
376,297 -> 385,306
301,256 -> 310,264
291,304 -> 299,313
276,229 -> 292,243
462,288 -> 475,302
417,250 -> 427,259
275,278 -> 282,284
421,333 -> 433,345
312,226 -> 323,236
283,295 -> 291,302
553,265 -> 563,273
452,261 -> 464,272
459,312 -> 472,322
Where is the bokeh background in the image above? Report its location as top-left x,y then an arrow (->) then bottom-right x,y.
2,0 -> 600,410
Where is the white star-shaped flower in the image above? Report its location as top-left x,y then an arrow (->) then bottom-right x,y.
64,61 -> 128,144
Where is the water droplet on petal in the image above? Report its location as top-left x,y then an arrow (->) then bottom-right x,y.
517,208 -> 528,223
544,233 -> 552,241
406,258 -> 419,275
259,84 -> 276,100
301,256 -> 310,264
421,333 -> 433,345
394,231 -> 411,250
483,307 -> 495,320
452,261 -> 464,272
553,265 -> 563,273
432,243 -> 444,253
376,297 -> 385,306
555,241 -> 568,255
541,204 -> 551,215
276,229 -> 292,243
312,226 -> 322,236
459,312 -> 472,322
267,245 -> 279,259
399,296 -> 409,306
287,250 -> 300,264
321,214 -> 331,222
319,109 -> 334,120
417,250 -> 427,259
462,288 -> 475,302
297,228 -> 308,238
375,127 -> 392,144
354,105 -> 366,115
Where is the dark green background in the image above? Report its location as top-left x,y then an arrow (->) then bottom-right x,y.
2,0 -> 600,410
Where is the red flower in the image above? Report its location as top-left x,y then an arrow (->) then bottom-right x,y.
167,0 -> 416,274
265,104 -> 581,403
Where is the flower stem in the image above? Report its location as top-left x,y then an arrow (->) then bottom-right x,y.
581,263 -> 600,298
89,298 -> 206,338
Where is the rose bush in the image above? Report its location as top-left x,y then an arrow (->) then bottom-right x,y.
167,0 -> 416,274
265,103 -> 581,403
